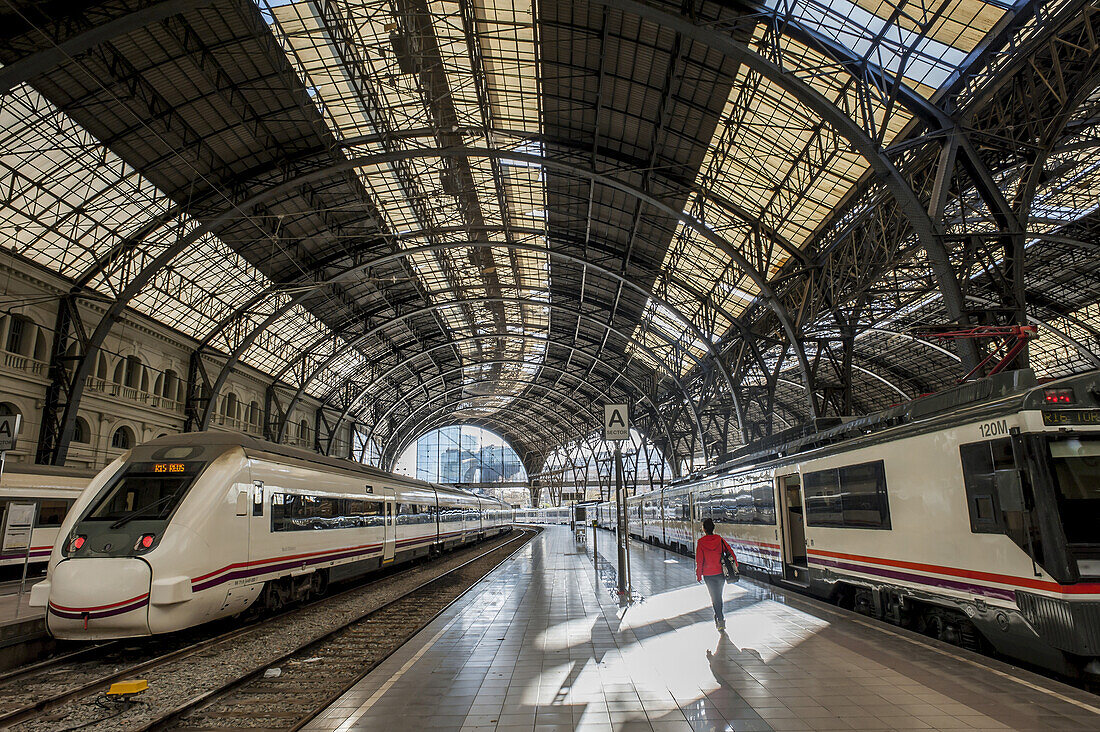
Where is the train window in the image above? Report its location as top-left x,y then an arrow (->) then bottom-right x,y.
346,499 -> 384,519
804,469 -> 843,526
838,462 -> 890,528
960,440 -> 1007,534
804,460 -> 890,529
960,439 -> 1044,564
83,461 -> 205,524
1048,438 -> 1100,546
271,493 -> 386,531
35,500 -> 71,527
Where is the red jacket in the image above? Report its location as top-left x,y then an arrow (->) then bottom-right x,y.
696,534 -> 736,581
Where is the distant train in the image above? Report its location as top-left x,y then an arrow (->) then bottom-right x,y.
30,433 -> 512,639
546,370 -> 1100,679
0,465 -> 95,574
514,506 -> 571,525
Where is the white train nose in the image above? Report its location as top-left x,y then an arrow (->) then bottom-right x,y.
46,558 -> 152,639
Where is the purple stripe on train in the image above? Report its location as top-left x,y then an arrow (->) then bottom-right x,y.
809,556 -> 1017,602
0,549 -> 52,561
49,598 -> 149,621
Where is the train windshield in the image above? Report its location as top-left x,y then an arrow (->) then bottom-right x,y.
83,461 -> 206,526
1048,438 -> 1100,545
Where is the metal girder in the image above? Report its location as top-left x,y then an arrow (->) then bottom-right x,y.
0,0 -> 212,94
43,144 -> 795,463
601,0 -> 972,374
964,296 -> 1100,368
254,241 -> 741,444
318,333 -> 678,470
855,327 -> 963,362
363,361 -> 615,450
379,383 -> 603,471
265,226 -> 757,384
236,294 -> 706,452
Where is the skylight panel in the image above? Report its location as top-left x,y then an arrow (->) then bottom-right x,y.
767,0 -> 1000,90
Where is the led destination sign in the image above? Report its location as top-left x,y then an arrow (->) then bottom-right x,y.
1042,410 -> 1100,427
152,463 -> 187,474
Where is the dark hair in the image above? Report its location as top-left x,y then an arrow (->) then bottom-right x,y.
702,517 -> 715,534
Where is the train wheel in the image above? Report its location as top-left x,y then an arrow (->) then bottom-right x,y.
262,582 -> 287,613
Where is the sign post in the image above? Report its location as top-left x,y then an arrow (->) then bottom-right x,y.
0,414 -> 25,614
0,413 -> 21,483
604,404 -> 630,597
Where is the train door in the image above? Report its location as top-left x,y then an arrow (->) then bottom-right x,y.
778,474 -> 808,582
247,478 -> 264,560
688,492 -> 697,553
382,487 -> 396,564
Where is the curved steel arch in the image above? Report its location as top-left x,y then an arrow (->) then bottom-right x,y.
255,241 -> 741,442
364,360 -> 621,452
49,143 -> 812,464
379,384 -> 605,471
395,416 -> 538,471
269,229 -> 760,386
598,0 -> 973,367
321,332 -> 677,465
244,295 -> 707,454
28,2 -> 1025,462
855,327 -> 963,362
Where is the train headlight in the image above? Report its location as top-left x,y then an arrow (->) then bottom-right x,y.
68,535 -> 86,554
134,534 -> 156,552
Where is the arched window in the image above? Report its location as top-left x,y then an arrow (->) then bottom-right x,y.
72,417 -> 91,444
248,401 -> 261,427
111,426 -> 134,450
4,315 -> 30,355
222,392 -> 239,422
124,356 -> 142,388
0,402 -> 20,418
163,369 -> 179,401
33,327 -> 47,361
298,419 -> 310,441
96,352 -> 109,380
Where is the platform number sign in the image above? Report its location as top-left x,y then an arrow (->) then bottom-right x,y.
604,404 -> 630,441
0,414 -> 20,453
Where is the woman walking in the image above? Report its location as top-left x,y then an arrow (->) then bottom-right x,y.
695,518 -> 737,631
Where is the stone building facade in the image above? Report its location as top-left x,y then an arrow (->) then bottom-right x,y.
0,252 -> 355,470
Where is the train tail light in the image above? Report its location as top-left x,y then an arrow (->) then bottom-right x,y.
135,534 -> 156,551
69,535 -> 86,553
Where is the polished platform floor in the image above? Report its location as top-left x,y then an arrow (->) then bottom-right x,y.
306,526 -> 1100,732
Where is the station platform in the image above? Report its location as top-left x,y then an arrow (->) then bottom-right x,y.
306,526 -> 1100,732
0,580 -> 48,671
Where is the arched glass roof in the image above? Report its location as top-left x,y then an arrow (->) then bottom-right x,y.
0,0 -> 1096,474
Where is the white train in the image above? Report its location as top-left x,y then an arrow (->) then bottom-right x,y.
0,465 -> 94,574
29,433 -> 511,640
514,506 -> 571,525
594,369 -> 1100,679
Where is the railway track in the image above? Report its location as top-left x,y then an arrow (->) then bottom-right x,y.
147,528 -> 535,731
1,528 -> 534,731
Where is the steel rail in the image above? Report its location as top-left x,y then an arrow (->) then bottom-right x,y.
0,532 -> 520,728
136,529 -> 537,731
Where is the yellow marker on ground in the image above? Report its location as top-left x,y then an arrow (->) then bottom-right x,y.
107,679 -> 148,696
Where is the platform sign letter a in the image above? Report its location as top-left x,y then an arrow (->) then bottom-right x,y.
604,404 -> 629,441
0,414 -> 20,452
